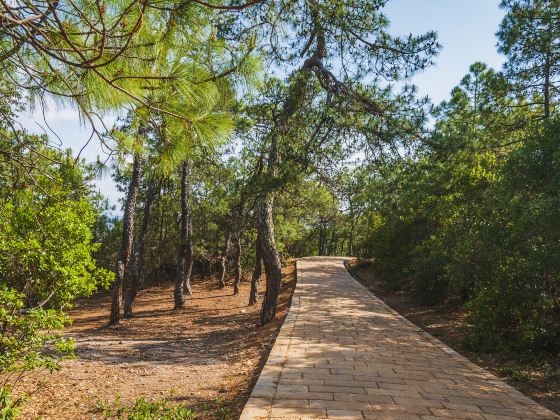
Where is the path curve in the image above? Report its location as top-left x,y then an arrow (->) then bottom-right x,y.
241,257 -> 558,420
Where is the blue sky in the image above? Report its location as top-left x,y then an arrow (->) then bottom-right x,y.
17,0 -> 505,208
385,0 -> 505,103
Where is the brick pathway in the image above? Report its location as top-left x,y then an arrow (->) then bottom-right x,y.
240,257 -> 558,420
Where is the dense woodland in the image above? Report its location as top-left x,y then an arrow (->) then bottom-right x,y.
0,0 -> 559,417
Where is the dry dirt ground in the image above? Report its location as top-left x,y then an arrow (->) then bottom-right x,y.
347,259 -> 560,416
15,263 -> 296,419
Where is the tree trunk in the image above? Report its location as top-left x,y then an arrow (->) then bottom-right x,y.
257,52 -> 314,324
182,165 -> 194,296
348,200 -> 355,257
124,180 -> 157,318
249,233 -> 262,305
258,190 -> 283,325
174,161 -> 191,309
110,151 -> 142,326
157,186 -> 164,287
328,224 -> 337,255
258,131 -> 284,325
544,50 -> 551,120
218,231 -> 231,289
233,230 -> 242,295
318,219 -> 327,256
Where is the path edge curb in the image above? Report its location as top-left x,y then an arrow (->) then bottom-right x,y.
239,261 -> 302,420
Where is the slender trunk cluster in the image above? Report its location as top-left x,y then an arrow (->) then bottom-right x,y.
175,161 -> 193,309
218,231 -> 231,289
232,230 -> 242,295
348,200 -> 355,256
183,215 -> 194,296
124,180 -> 157,318
249,232 -> 261,305
110,151 -> 142,326
318,218 -> 327,256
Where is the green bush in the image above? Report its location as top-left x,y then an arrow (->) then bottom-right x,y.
0,287 -> 75,418
0,132 -> 114,417
120,397 -> 195,420
0,194 -> 113,309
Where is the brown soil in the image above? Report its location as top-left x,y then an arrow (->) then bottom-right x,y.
347,259 -> 560,416
15,263 -> 296,419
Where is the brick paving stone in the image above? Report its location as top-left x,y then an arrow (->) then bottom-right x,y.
272,399 -> 310,408
364,415 -> 421,420
368,404 -> 431,415
428,408 -> 485,419
269,407 -> 326,418
310,385 -> 366,394
333,393 -> 393,405
309,400 -> 371,411
240,257 -> 559,419
365,388 -> 422,399
327,409 -> 364,419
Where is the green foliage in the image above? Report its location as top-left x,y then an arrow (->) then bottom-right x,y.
0,287 -> 75,419
466,123 -> 560,351
96,396 -> 195,420
496,366 -> 531,382
0,194 -> 114,308
95,394 -> 236,420
0,386 -> 21,420
498,0 -> 560,118
0,287 -> 74,374
352,57 -> 560,351
0,122 -> 113,415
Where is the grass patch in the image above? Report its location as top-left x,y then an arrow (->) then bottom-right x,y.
94,394 -> 232,419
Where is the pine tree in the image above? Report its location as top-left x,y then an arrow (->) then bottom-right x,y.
498,0 -> 560,119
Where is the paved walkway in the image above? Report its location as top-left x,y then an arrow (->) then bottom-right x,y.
240,257 -> 558,420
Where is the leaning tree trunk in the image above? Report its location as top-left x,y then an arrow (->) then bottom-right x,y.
232,230 -> 242,295
257,42 -> 316,324
249,232 -> 262,305
110,151 -> 142,326
218,231 -> 231,289
175,161 -> 192,309
258,190 -> 283,325
124,180 -> 157,318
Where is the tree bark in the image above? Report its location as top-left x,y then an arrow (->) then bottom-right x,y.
258,190 -> 283,325
175,161 -> 192,309
218,231 -> 231,289
328,224 -> 337,255
110,150 -> 142,326
249,232 -> 262,305
348,200 -> 355,256
157,184 -> 166,288
182,166 -> 194,296
124,179 -> 157,318
544,50 -> 551,120
232,230 -> 242,295
259,133 -> 283,325
256,28 -> 332,323
318,218 -> 327,256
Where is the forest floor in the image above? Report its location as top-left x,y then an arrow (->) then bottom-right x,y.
347,259 -> 560,416
16,262 -> 296,419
